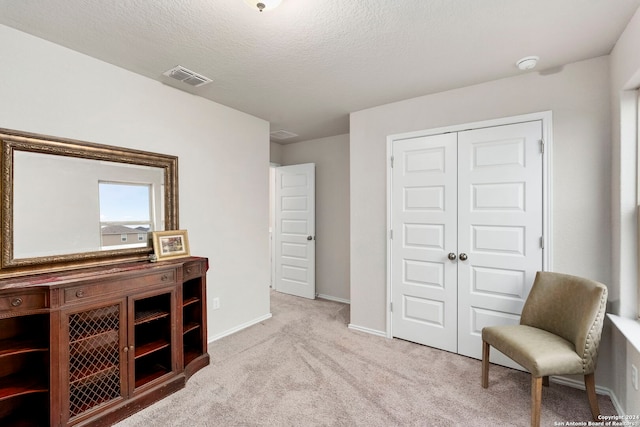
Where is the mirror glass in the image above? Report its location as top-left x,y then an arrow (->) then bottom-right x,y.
1,128 -> 178,277
13,152 -> 165,258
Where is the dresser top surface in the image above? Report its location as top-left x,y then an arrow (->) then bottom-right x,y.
0,256 -> 207,291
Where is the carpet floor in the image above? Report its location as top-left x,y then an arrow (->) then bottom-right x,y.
115,290 -> 616,426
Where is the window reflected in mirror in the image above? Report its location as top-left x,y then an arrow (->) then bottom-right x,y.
99,182 -> 153,250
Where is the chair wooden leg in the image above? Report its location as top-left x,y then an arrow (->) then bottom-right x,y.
531,376 -> 542,427
584,373 -> 600,420
542,376 -> 549,387
482,340 -> 490,388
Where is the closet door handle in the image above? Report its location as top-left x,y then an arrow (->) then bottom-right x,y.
459,253 -> 468,261
447,253 -> 457,261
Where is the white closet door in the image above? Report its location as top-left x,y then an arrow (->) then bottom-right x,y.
391,133 -> 458,352
456,121 -> 543,364
390,120 -> 544,364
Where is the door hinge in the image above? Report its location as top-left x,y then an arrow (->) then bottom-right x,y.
390,155 -> 394,168
390,302 -> 393,312
540,236 -> 544,249
389,229 -> 393,240
539,139 -> 545,154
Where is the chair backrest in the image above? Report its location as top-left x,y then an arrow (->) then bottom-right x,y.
520,271 -> 608,373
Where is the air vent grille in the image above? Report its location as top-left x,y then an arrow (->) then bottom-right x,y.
163,65 -> 212,87
270,130 -> 299,140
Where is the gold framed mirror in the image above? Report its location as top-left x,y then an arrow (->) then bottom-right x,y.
0,128 -> 178,278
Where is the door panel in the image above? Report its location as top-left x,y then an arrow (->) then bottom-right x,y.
391,134 -> 457,352
457,121 -> 543,365
274,164 -> 316,299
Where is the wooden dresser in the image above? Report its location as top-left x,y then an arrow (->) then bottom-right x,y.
0,256 -> 209,426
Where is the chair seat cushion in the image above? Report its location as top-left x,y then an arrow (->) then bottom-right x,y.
482,325 -> 585,377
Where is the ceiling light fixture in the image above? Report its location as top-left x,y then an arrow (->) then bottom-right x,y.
516,56 -> 539,71
244,0 -> 282,12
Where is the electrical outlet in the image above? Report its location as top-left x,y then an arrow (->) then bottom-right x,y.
213,297 -> 220,310
632,364 -> 638,391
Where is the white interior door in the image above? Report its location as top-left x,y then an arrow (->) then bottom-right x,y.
274,164 -> 316,299
391,133 -> 458,352
456,121 -> 543,367
391,120 -> 544,364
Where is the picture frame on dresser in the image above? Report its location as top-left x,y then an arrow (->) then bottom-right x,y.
152,230 -> 190,261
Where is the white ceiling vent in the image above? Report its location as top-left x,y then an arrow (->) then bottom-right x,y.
163,65 -> 212,87
270,130 -> 299,140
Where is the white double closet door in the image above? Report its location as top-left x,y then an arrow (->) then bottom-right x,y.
391,120 -> 543,366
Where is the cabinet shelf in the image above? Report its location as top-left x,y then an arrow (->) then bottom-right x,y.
183,347 -> 201,366
134,363 -> 170,388
69,359 -> 119,384
69,324 -> 118,342
135,339 -> 170,359
183,296 -> 200,307
0,375 -> 48,402
1,415 -> 46,427
0,338 -> 48,358
69,328 -> 118,348
183,322 -> 200,335
135,309 -> 170,325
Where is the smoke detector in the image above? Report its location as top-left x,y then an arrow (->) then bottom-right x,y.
516,56 -> 539,71
244,0 -> 282,12
163,65 -> 212,87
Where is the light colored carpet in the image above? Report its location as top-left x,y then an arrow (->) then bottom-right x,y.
115,290 -> 616,426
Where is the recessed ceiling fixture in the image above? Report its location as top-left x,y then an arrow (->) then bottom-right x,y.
163,65 -> 212,87
516,56 -> 539,71
244,0 -> 282,12
270,129 -> 298,140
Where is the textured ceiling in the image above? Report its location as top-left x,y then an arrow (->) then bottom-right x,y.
1,0 -> 639,144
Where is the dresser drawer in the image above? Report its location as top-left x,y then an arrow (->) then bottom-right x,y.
183,261 -> 203,281
0,291 -> 47,313
64,269 -> 177,303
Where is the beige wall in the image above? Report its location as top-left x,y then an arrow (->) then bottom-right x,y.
279,134 -> 350,302
270,142 -> 283,164
0,24 -> 271,341
350,55 -> 611,335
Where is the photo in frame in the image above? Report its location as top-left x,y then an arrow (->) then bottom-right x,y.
151,230 -> 190,261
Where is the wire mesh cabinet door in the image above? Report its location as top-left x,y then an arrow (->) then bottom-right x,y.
61,299 -> 127,425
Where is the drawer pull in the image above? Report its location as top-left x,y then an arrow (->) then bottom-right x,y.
161,274 -> 169,281
186,267 -> 192,274
76,290 -> 85,298
11,297 -> 22,307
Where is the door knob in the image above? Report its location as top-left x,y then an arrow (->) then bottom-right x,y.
447,252 -> 457,261
459,253 -> 468,261
307,236 -> 313,241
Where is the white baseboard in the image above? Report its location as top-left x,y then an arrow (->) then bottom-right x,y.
550,376 -> 623,415
208,312 -> 273,343
348,323 -> 387,337
317,293 -> 350,304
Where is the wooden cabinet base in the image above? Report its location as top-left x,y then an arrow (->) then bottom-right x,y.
0,257 -> 209,427
184,353 -> 211,381
74,375 -> 186,427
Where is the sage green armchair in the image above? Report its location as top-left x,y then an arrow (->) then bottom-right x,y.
481,271 -> 608,427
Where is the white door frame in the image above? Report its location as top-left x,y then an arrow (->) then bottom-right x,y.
385,111 -> 553,339
269,163 -> 280,290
